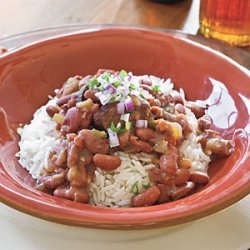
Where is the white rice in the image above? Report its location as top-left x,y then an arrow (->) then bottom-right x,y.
17,99 -> 61,179
179,106 -> 211,173
17,74 -> 212,207
89,151 -> 155,207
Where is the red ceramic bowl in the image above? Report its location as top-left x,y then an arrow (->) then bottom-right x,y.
0,27 -> 249,229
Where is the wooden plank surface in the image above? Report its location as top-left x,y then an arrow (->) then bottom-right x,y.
0,0 -> 199,37
0,0 -> 249,68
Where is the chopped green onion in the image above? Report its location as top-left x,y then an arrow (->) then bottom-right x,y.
131,181 -> 139,195
97,85 -> 104,91
101,71 -> 111,81
113,81 -> 121,87
142,183 -> 150,190
119,70 -> 127,80
152,85 -> 161,92
88,78 -> 98,89
129,84 -> 136,91
110,122 -> 122,133
110,96 -> 117,102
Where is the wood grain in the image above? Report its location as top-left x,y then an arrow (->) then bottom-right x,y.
0,0 -> 199,37
0,0 -> 249,67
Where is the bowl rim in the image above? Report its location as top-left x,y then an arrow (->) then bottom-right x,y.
0,26 -> 249,229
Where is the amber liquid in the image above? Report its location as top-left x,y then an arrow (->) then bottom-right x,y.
199,0 -> 250,46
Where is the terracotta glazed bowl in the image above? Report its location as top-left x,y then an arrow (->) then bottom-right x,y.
0,27 -> 249,229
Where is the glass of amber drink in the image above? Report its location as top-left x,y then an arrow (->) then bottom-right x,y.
199,0 -> 250,47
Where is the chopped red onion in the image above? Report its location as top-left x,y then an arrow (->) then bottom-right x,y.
136,120 -> 148,128
140,89 -> 152,99
117,102 -> 125,115
107,129 -> 120,148
125,98 -> 134,111
120,113 -> 130,122
118,86 -> 130,97
125,74 -> 132,82
130,90 -> 140,96
98,93 -> 111,105
94,91 -> 102,98
105,84 -> 116,94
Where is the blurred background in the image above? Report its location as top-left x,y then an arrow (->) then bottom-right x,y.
1,0 -> 249,67
0,0 -> 200,37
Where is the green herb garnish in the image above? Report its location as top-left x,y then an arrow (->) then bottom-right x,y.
88,78 -> 99,89
142,183 -> 150,190
97,85 -> 105,91
131,181 -> 139,195
101,71 -> 111,81
110,122 -> 122,133
119,70 -> 127,80
113,81 -> 121,87
129,83 -> 136,91
152,85 -> 161,92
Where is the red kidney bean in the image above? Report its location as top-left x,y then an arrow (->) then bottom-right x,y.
81,103 -> 99,129
198,129 -> 220,147
46,105 -> 60,117
67,98 -> 77,108
162,111 -> 176,122
170,181 -> 195,200
85,164 -> 96,184
175,103 -> 186,114
84,89 -> 99,103
177,118 -> 192,137
190,171 -> 209,184
170,92 -> 184,105
141,84 -> 154,95
129,110 -> 141,122
67,163 -> 87,187
80,148 -> 93,166
67,144 -> 80,168
150,106 -> 163,118
96,69 -> 115,75
136,128 -> 156,141
93,154 -> 121,171
198,115 -> 212,131
54,148 -> 67,167
129,135 -> 153,153
159,147 -> 178,175
150,98 -> 161,107
61,107 -> 81,133
185,102 -> 205,118
78,129 -> 109,154
149,168 -> 170,185
174,168 -> 190,186
54,185 -> 90,203
73,187 -> 90,203
131,186 -> 160,207
118,131 -> 130,148
141,78 -> 152,86
37,168 -> 66,191
206,138 -> 234,157
74,136 -> 84,149
56,93 -> 77,107
59,79 -> 79,97
157,184 -> 171,204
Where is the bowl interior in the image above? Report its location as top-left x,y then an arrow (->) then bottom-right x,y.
0,27 -> 249,229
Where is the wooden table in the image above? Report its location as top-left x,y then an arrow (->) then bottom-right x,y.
0,0 -> 249,68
